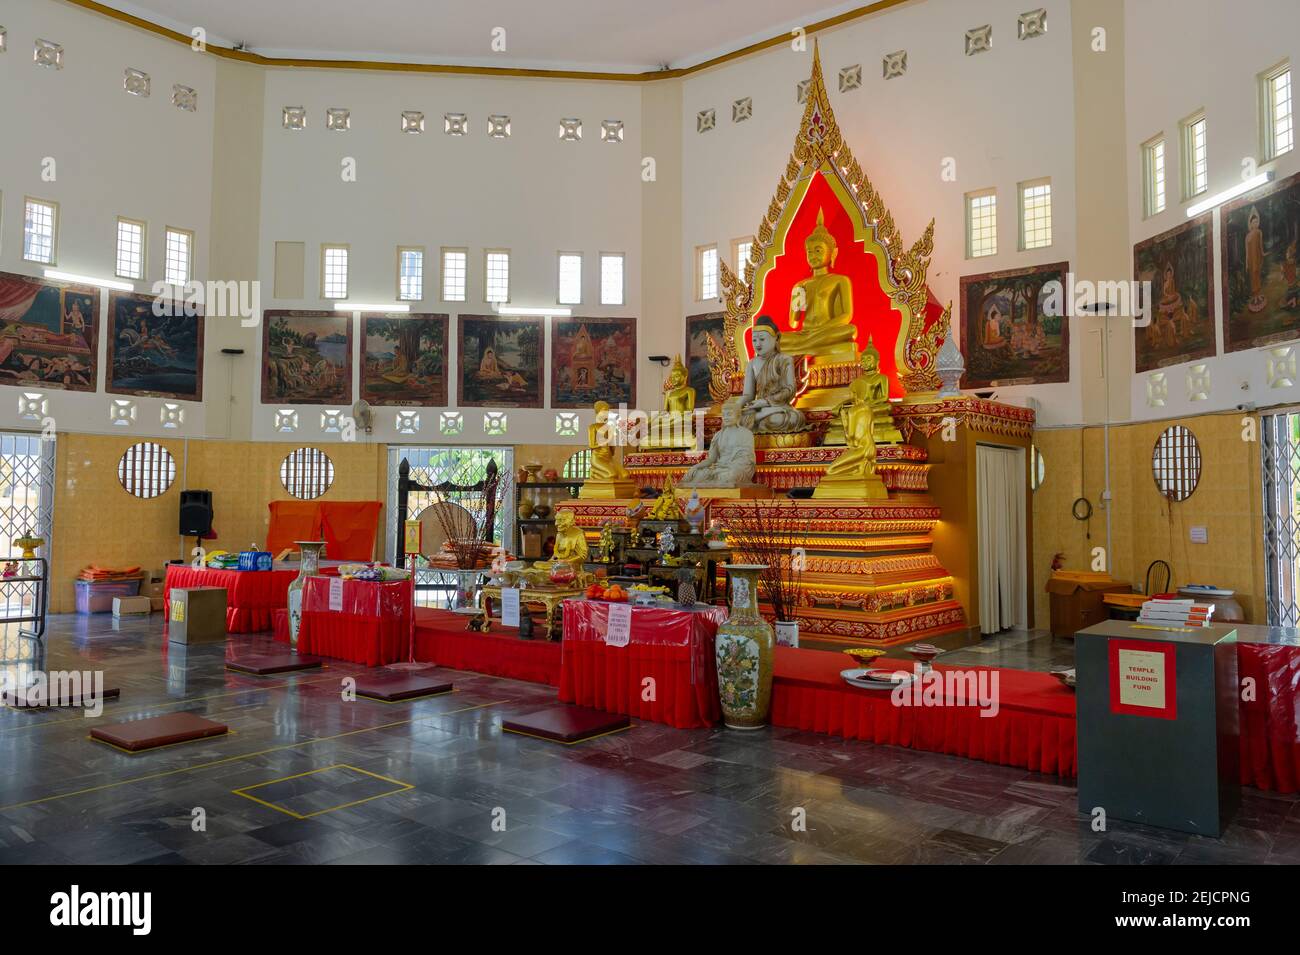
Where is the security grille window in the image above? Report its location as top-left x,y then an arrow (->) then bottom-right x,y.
280,447 -> 335,500
321,245 -> 349,300
441,248 -> 467,302
484,250 -> 510,303
600,253 -> 624,306
563,449 -> 592,480
164,228 -> 193,285
558,253 -> 582,305
115,218 -> 145,280
23,199 -> 57,265
118,442 -> 176,499
398,247 -> 424,301
0,433 -> 55,624
965,190 -> 997,258
1263,411 -> 1300,625
1142,137 -> 1166,217
1151,425 -> 1202,502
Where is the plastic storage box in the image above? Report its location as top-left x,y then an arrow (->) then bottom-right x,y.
75,579 -> 142,614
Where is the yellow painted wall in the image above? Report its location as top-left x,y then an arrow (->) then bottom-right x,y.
1031,411 -> 1266,628
51,435 -> 388,613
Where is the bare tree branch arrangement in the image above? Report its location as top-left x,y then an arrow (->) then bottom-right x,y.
429,466 -> 504,570
726,500 -> 808,623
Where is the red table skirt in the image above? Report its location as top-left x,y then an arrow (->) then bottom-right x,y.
297,577 -> 412,667
770,647 -> 1078,777
559,639 -> 721,729
163,565 -> 299,634
413,608 -> 562,686
1239,642 -> 1300,793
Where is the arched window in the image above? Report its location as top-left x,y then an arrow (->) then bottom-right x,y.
562,449 -> 592,480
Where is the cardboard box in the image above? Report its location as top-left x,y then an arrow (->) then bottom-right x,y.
150,595 -> 165,612
112,595 -> 152,616
141,580 -> 165,598
168,586 -> 227,644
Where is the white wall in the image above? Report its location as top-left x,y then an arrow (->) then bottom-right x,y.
0,0 -> 216,437
253,68 -> 645,445
1125,0 -> 1300,422
679,0 -> 1081,423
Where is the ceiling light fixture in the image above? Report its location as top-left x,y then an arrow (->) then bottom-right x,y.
1186,171 -> 1274,217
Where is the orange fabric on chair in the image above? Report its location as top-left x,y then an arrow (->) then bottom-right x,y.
320,501 -> 383,561
266,501 -> 322,555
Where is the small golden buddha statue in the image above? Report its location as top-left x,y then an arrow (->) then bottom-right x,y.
548,509 -> 589,564
648,476 -> 684,521
813,373 -> 888,500
783,208 -> 858,365
856,336 -> 903,445
578,400 -> 638,499
644,355 -> 697,449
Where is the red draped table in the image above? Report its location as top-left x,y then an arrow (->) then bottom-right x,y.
770,647 -> 1079,777
297,576 -> 412,667
164,564 -> 301,634
559,601 -> 726,729
1238,640 -> 1300,793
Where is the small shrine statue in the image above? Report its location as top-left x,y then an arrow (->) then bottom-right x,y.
535,509 -> 589,568
741,316 -> 806,434
648,476 -> 684,521
782,209 -> 858,364
813,372 -> 889,500
683,489 -> 707,531
578,400 -> 638,499
855,336 -> 904,445
680,397 -> 758,488
597,521 -> 616,563
644,355 -> 697,449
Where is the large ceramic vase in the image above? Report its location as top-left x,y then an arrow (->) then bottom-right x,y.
287,540 -> 327,648
715,564 -> 775,730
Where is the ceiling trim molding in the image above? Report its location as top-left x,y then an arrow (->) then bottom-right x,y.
60,0 -> 916,82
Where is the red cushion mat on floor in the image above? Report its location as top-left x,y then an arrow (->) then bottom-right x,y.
413,608 -> 562,686
502,705 -> 631,743
771,647 -> 1079,778
90,712 -> 228,752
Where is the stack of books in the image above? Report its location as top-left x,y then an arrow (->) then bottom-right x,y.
1136,597 -> 1214,628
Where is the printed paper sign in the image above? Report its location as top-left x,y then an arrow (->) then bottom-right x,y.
1108,639 -> 1177,719
403,519 -> 423,555
606,602 -> 632,647
328,577 -> 344,612
501,587 -> 521,628
170,599 -> 184,622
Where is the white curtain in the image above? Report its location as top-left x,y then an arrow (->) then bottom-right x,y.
976,445 -> 1027,634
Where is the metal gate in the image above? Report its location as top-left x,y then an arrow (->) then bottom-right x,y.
1262,411 -> 1300,626
0,432 -> 56,681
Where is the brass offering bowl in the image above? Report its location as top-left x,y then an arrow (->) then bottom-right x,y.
842,647 -> 885,668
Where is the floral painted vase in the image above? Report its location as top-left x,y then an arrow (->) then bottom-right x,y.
715,564 -> 775,730
287,540 -> 327,648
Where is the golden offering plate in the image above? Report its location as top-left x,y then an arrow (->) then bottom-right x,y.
842,647 -> 886,667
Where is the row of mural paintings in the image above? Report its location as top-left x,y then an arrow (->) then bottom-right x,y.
264,312 -> 636,408
954,170 -> 1300,386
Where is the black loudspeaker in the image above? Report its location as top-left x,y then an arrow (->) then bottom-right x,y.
179,490 -> 214,537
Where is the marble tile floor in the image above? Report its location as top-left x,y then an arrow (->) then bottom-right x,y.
0,615 -> 1296,865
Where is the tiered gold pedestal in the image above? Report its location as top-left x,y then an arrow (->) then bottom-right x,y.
556,443 -> 966,649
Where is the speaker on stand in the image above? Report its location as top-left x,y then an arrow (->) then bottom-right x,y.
179,490 -> 214,558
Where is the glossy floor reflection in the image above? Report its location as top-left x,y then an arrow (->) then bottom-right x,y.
0,616 -> 1296,865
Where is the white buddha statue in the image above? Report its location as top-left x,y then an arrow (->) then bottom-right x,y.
679,398 -> 757,488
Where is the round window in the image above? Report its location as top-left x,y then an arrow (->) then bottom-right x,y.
280,447 -> 335,500
118,442 -> 177,499
1152,425 -> 1202,502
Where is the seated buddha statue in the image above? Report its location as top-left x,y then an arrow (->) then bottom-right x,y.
534,508 -> 589,572
855,336 -> 903,445
578,400 -> 638,499
741,316 -> 806,434
679,398 -> 757,488
813,374 -> 888,500
783,208 -> 858,365
644,355 -> 697,449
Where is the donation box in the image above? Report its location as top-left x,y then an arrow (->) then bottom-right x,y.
168,586 -> 228,645
1075,620 -> 1239,836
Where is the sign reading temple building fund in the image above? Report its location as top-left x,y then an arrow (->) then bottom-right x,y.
1108,639 -> 1177,720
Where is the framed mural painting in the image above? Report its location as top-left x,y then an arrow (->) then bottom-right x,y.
1133,213 -> 1215,372
457,314 -> 544,408
361,313 -> 448,406
959,262 -> 1070,388
550,315 -> 636,408
261,310 -> 353,404
0,270 -> 99,391
106,291 -> 204,400
685,311 -> 726,407
1221,170 -> 1300,352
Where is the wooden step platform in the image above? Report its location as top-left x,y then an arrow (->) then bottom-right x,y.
226,652 -> 323,675
3,684 -> 120,709
502,705 -> 631,745
355,671 -> 453,702
90,712 -> 228,752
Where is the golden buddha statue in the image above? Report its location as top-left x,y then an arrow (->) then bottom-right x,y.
856,336 -> 903,445
550,509 -> 589,562
643,355 -> 698,449
813,373 -> 888,500
579,400 -> 638,499
648,476 -> 684,521
783,208 -> 858,365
